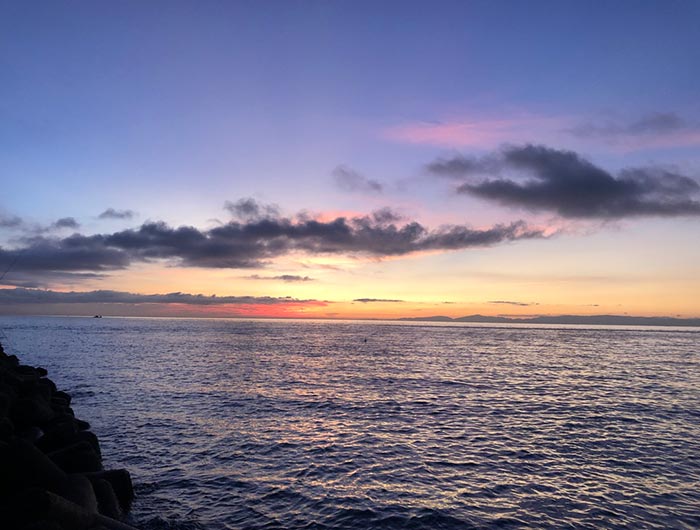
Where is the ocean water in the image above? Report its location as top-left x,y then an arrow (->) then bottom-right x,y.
1,316 -> 699,530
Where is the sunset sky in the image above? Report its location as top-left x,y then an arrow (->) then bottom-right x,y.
1,1 -> 699,319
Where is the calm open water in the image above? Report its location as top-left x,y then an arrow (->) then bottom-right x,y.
0,316 -> 699,529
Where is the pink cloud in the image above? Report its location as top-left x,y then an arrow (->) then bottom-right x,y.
383,115 -> 564,148
383,112 -> 700,152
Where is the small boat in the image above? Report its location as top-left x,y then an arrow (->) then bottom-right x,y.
93,315 -> 102,318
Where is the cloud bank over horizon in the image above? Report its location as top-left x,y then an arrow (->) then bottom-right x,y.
0,199 -> 544,287
0,287 -> 324,306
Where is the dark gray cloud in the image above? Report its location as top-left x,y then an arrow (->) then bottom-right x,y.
0,214 -> 23,229
0,199 -> 543,282
0,271 -> 106,289
248,274 -> 314,282
428,144 -> 700,218
0,287 -> 320,306
353,298 -> 404,303
52,217 -> 80,230
1,214 -> 79,235
428,154 -> 499,178
489,300 -> 538,307
370,207 -> 405,224
224,198 -> 281,220
99,208 -> 136,220
0,234 -> 132,285
333,165 -> 383,193
568,112 -> 691,139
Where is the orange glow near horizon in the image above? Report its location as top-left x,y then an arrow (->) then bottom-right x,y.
2,218 -> 698,320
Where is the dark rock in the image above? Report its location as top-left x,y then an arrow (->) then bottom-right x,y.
84,470 -> 134,513
36,420 -> 79,453
18,425 -> 45,443
0,438 -> 68,496
51,396 -> 70,408
53,391 -> 72,406
58,474 -> 98,513
21,520 -> 64,530
75,419 -> 91,431
0,344 -> 137,528
11,397 -> 57,428
6,355 -> 20,366
91,479 -> 122,520
0,417 -> 15,440
0,391 -> 10,417
48,441 -> 103,473
16,365 -> 41,382
23,380 -> 53,403
77,431 -> 102,459
11,488 -> 93,530
38,377 -> 57,394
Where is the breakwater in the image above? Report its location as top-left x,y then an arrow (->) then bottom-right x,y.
0,341 -> 137,530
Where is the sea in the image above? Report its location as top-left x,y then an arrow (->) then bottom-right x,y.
0,316 -> 698,530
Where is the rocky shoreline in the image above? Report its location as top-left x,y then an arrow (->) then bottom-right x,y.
0,341 -> 138,530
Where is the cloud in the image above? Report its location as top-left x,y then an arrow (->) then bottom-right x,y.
248,274 -> 314,282
428,154 -> 500,178
384,115 -> 564,148
565,112 -> 700,150
0,271 -> 106,288
353,298 -> 404,303
0,233 -> 130,274
0,199 -> 544,283
428,144 -> 700,219
51,217 -> 80,230
332,165 -> 382,193
370,207 -> 405,224
568,112 -> 696,138
387,112 -> 700,151
224,198 -> 280,220
488,300 -> 538,307
0,287 -> 324,306
0,214 -> 23,229
99,208 -> 136,220
1,214 -> 79,235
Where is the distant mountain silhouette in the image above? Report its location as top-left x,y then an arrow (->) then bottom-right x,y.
398,314 -> 700,327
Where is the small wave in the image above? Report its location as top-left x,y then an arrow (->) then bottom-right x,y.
139,516 -> 207,530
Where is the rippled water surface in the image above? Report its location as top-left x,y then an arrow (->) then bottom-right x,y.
1,316 -> 699,529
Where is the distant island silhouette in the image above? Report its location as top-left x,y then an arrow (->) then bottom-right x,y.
397,314 -> 700,327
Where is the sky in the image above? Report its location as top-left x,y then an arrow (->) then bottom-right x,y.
1,0 -> 699,319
